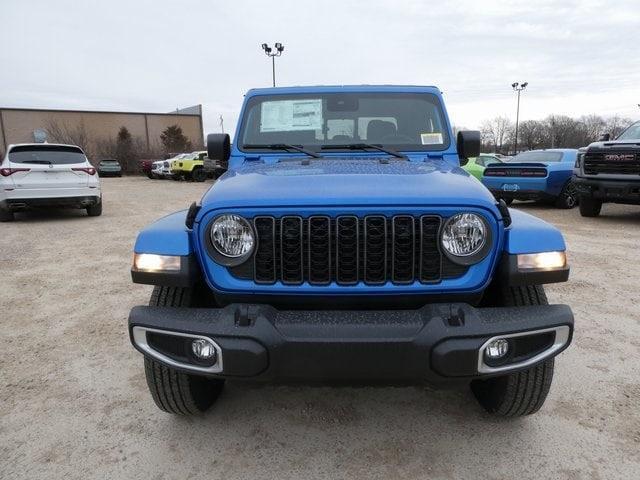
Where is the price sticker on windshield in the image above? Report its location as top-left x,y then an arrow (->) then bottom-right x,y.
421,133 -> 443,145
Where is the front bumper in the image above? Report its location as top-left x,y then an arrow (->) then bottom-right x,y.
129,302 -> 573,384
488,188 -> 554,202
574,176 -> 640,204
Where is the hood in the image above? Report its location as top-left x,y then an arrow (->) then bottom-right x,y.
586,140 -> 640,150
200,157 -> 497,210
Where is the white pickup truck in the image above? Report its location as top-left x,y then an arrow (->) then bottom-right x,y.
0,143 -> 102,221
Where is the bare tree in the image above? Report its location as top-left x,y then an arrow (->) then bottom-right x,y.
45,118 -> 91,154
518,120 -> 545,150
481,117 -> 513,153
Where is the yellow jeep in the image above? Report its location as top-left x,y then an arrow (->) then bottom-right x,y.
170,151 -> 210,182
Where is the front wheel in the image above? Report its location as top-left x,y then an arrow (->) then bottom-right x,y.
579,196 -> 602,217
471,284 -> 555,416
143,286 -> 224,415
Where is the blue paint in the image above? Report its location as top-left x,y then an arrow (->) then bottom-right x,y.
134,210 -> 192,256
132,85 -> 569,294
482,149 -> 577,198
505,209 -> 566,253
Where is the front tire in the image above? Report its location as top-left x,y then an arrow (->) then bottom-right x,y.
579,196 -> 602,217
472,284 -> 555,416
143,286 -> 224,415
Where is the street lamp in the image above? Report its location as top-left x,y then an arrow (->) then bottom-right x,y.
512,81 -> 528,155
261,42 -> 285,87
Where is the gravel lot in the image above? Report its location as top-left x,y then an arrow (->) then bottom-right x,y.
1,176 -> 639,480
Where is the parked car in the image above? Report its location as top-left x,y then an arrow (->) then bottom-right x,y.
97,159 -> 122,177
128,85 -> 573,418
573,121 -> 640,217
170,151 -> 210,182
0,143 -> 102,221
482,149 -> 578,208
463,154 -> 504,180
150,159 -> 174,179
140,159 -> 157,179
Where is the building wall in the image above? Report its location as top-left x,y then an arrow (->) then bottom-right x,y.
0,107 -> 204,158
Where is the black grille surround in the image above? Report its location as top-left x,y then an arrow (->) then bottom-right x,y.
229,214 -> 473,286
584,151 -> 640,175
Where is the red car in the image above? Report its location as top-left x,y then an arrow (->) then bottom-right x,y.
139,159 -> 155,179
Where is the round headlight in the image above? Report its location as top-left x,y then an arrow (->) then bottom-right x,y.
210,214 -> 255,259
441,213 -> 489,263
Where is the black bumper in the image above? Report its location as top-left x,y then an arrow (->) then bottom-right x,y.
128,302 -> 573,384
489,189 -> 554,202
0,196 -> 100,211
574,176 -> 640,204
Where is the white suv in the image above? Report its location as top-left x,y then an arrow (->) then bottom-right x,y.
0,143 -> 102,221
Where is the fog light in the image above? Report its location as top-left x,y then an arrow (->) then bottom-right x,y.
485,338 -> 509,359
191,338 -> 217,361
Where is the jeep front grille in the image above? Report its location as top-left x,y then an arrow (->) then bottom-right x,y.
234,215 -> 468,286
584,152 -> 640,175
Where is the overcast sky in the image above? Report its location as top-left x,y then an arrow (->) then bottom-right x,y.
1,0 -> 638,137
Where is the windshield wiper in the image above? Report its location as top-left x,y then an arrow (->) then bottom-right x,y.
321,143 -> 408,160
243,143 -> 322,158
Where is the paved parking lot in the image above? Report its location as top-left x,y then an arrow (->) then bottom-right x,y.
1,176 -> 639,479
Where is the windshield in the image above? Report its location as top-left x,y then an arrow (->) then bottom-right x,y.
511,151 -> 563,163
616,121 -> 640,140
9,145 -> 86,164
239,92 -> 450,152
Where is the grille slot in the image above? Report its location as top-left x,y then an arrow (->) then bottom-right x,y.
363,216 -> 387,284
392,215 -> 415,284
584,152 -> 640,175
245,214 -> 470,285
280,216 -> 303,284
420,216 -> 442,282
336,216 -> 359,285
308,216 -> 331,284
253,217 -> 276,283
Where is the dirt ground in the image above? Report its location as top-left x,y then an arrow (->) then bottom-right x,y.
1,176 -> 639,480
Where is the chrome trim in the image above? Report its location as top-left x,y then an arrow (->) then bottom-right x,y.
307,215 -> 331,285
336,215 -> 359,285
132,326 -> 223,374
280,215 -> 303,284
363,215 -> 387,285
391,215 -> 415,284
477,326 -> 571,374
253,216 -> 276,284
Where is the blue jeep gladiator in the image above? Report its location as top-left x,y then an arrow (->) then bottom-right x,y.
482,149 -> 579,208
128,85 -> 573,417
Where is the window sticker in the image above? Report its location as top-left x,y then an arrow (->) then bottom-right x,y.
260,99 -> 322,132
421,133 -> 443,145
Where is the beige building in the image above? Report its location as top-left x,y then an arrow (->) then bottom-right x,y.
0,105 -> 204,157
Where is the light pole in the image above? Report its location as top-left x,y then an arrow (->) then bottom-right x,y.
511,81 -> 528,154
261,43 -> 285,87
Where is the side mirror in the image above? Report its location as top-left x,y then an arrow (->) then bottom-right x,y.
457,130 -> 481,165
207,133 -> 231,163
598,133 -> 611,141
